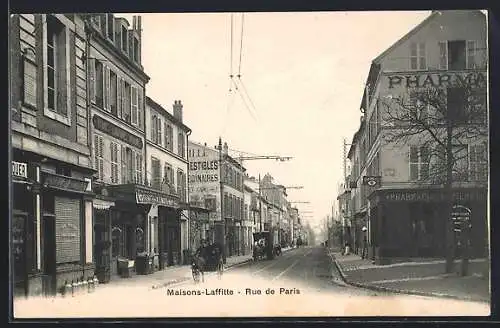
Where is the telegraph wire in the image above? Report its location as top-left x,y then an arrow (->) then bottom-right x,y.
237,13 -> 245,77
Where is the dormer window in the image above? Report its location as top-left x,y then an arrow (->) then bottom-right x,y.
121,26 -> 128,53
106,14 -> 114,41
133,36 -> 139,63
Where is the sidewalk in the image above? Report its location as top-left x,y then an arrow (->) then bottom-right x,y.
98,254 -> 253,291
329,249 -> 490,303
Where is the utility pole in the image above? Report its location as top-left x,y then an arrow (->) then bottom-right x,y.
218,137 -> 226,263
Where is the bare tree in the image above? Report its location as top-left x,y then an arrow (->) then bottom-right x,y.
380,71 -> 488,274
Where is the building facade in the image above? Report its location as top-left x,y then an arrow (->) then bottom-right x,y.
188,140 -> 222,249
145,98 -> 191,268
346,10 -> 488,264
85,14 -> 154,282
10,14 -> 95,297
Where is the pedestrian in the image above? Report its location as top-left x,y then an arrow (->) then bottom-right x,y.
344,242 -> 350,255
361,235 -> 368,259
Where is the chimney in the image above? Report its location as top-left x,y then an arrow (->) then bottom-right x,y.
223,142 -> 228,156
173,100 -> 183,122
137,16 -> 142,36
133,16 -> 137,30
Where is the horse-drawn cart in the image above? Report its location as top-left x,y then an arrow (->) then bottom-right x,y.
191,243 -> 224,283
252,231 -> 281,261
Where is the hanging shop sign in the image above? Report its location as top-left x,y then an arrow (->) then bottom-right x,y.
136,189 -> 179,208
387,71 -> 487,90
92,115 -> 143,149
12,161 -> 28,179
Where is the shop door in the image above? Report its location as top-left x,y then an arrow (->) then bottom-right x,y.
42,214 -> 56,296
111,226 -> 122,277
94,214 -> 111,283
167,226 -> 177,266
12,212 -> 27,297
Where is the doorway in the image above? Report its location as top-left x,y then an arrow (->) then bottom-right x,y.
42,214 -> 56,296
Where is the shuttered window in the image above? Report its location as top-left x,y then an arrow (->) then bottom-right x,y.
131,86 -> 138,126
22,51 -> 37,108
110,142 -> 119,184
178,132 -> 185,158
117,77 -> 123,118
157,117 -> 162,146
89,58 -> 96,103
55,197 -> 81,264
135,152 -> 143,184
94,134 -> 104,181
138,87 -> 144,129
121,145 -> 127,183
104,66 -> 110,111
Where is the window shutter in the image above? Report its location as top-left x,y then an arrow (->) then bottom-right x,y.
94,134 -> 100,171
138,87 -> 143,129
167,121 -> 168,149
158,118 -> 162,146
99,136 -> 104,181
89,58 -> 96,103
104,66 -> 110,111
117,77 -> 122,118
128,31 -> 134,60
121,145 -> 127,183
22,55 -> 37,108
131,151 -> 136,183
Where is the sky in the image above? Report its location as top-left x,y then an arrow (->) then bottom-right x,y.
120,11 -> 431,231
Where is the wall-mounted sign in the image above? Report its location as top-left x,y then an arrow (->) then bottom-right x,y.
12,161 -> 28,179
43,171 -> 88,193
93,115 -> 143,149
136,189 -> 179,208
384,189 -> 485,202
387,72 -> 486,89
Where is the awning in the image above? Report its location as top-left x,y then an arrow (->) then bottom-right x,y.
93,199 -> 115,210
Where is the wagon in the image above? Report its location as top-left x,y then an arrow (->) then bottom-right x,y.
191,243 -> 224,283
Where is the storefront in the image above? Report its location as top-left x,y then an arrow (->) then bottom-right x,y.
12,152 -> 95,297
12,160 -> 41,297
368,187 -> 488,264
93,196 -> 115,283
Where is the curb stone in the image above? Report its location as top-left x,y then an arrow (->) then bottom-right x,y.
328,251 -> 490,303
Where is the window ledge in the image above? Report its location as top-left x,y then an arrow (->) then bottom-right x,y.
44,108 -> 71,126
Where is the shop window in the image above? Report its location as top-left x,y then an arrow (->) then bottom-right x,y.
111,226 -> 122,258
452,144 -> 469,181
469,144 -> 487,182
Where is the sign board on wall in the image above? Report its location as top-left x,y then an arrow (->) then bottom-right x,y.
188,142 -> 221,218
386,71 -> 487,90
12,161 -> 28,179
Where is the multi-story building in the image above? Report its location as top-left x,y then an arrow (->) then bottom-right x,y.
145,97 -> 191,269
188,140 -> 222,249
10,14 -> 95,297
219,140 -> 247,257
346,10 -> 488,264
187,139 -> 247,258
261,173 -> 288,245
85,14 -> 153,281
